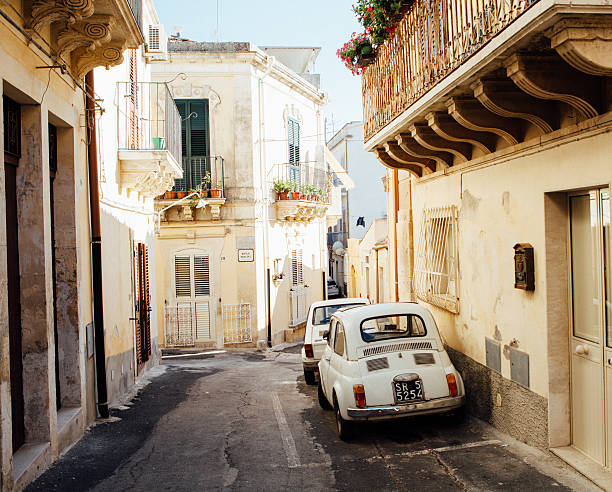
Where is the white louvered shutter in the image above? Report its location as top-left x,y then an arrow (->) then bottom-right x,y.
175,256 -> 192,297
195,302 -> 211,339
291,250 -> 304,286
194,255 -> 210,296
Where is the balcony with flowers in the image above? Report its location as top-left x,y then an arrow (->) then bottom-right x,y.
344,0 -> 612,176
271,163 -> 332,222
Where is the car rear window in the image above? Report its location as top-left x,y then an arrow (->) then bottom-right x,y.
360,315 -> 427,342
313,303 -> 365,325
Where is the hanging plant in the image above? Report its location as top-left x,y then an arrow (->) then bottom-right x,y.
338,0 -> 414,75
337,33 -> 376,75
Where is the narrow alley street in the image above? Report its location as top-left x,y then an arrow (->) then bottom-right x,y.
27,348 -> 595,492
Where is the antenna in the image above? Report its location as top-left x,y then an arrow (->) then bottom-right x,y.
174,25 -> 184,39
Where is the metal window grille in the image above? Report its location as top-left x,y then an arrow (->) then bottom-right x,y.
164,305 -> 194,347
290,286 -> 311,326
222,303 -> 252,344
414,206 -> 459,313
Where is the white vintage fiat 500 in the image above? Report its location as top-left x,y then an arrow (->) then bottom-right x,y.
318,303 -> 465,440
301,298 -> 369,385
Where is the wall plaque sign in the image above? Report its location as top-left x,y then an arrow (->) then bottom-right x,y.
513,243 -> 535,291
238,249 -> 254,262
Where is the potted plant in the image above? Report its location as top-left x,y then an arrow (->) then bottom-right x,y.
176,189 -> 187,199
210,177 -> 223,198
199,172 -> 211,198
337,33 -> 376,75
273,179 -> 291,200
290,181 -> 300,200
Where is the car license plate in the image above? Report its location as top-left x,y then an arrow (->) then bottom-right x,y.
393,379 -> 423,403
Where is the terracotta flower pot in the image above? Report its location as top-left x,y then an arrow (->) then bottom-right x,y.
201,190 -> 210,198
176,191 -> 187,199
356,52 -> 376,67
278,192 -> 289,200
291,192 -> 300,200
210,188 -> 223,198
168,191 -> 177,199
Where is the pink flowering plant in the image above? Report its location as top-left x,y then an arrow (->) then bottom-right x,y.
337,33 -> 375,75
338,0 -> 412,74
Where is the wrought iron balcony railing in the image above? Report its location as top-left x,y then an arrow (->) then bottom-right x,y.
126,0 -> 143,35
117,81 -> 182,164
175,156 -> 225,196
270,162 -> 331,202
362,0 -> 541,141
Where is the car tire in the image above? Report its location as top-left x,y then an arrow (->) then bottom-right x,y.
334,397 -> 353,441
304,369 -> 316,385
318,380 -> 331,410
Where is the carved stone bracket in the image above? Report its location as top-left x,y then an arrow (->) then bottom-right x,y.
396,133 -> 450,171
446,97 -> 522,146
374,146 -> 424,177
384,141 -> 435,173
426,112 -> 496,154
29,0 -> 95,32
182,205 -> 194,221
74,40 -> 127,79
207,198 -> 225,220
409,122 -> 471,162
548,18 -> 612,77
504,53 -> 603,121
57,15 -> 114,58
471,79 -> 559,135
275,200 -> 317,222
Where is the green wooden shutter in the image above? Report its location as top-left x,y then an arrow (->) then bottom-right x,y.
175,100 -> 210,190
288,118 -> 300,185
175,101 -> 188,191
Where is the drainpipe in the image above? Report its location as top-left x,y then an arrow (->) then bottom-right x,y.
258,56 -> 274,347
393,170 -> 400,301
85,71 -> 109,419
408,175 -> 415,300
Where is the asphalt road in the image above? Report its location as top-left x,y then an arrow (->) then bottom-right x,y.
27,347 -> 597,491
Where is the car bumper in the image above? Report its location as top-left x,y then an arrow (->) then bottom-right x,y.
347,395 -> 465,420
302,359 -> 319,370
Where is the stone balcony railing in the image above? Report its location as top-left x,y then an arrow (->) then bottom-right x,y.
362,0 -> 612,175
24,0 -> 144,78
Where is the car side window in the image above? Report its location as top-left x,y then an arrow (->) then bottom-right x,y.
328,320 -> 336,347
334,322 -> 345,357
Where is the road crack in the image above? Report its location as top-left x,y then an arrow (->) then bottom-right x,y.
430,449 -> 469,490
373,440 -> 408,492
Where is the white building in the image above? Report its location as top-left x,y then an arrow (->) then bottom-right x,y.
150,41 -> 334,347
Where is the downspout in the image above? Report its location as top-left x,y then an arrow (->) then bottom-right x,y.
258,56 -> 274,346
393,169 -> 399,301
408,175 -> 415,300
85,71 -> 109,418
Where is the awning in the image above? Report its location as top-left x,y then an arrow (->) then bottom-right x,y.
325,145 -> 355,190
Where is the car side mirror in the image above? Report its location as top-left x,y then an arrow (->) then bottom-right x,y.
322,330 -> 330,341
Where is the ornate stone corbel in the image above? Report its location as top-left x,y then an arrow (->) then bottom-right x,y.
374,148 -> 423,177
409,122 -> 472,162
383,142 -> 434,175
57,15 -> 114,59
446,97 -> 523,146
426,112 -> 496,154
396,133 -> 450,171
74,39 -> 127,79
547,18 -> 612,77
182,205 -> 194,221
471,79 -> 559,135
29,0 -> 95,32
504,53 -> 603,121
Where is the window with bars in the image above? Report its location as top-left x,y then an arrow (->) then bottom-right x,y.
175,254 -> 211,298
288,118 -> 300,185
291,249 -> 304,286
175,99 -> 210,191
414,206 -> 459,313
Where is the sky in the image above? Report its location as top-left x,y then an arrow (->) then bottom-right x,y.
153,0 -> 363,139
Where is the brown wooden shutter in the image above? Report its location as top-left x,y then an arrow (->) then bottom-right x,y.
133,242 -> 142,365
143,244 -> 151,357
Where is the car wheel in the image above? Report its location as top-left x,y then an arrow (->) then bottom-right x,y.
318,380 -> 331,410
304,369 -> 316,385
334,397 -> 353,441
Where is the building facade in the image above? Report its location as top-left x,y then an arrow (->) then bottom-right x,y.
151,42 -> 332,349
361,0 -> 612,484
327,121 -> 387,295
0,0 -> 179,489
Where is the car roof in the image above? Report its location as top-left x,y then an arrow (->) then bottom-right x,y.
309,298 -> 368,309
331,302 -> 429,324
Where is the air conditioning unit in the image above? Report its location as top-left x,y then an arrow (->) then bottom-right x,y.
145,24 -> 168,59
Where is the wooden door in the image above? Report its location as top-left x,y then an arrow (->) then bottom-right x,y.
133,242 -> 151,372
4,95 -> 25,451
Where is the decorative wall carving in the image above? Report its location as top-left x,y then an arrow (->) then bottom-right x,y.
170,83 -> 221,112
74,40 -> 127,79
57,15 -> 114,58
30,0 -> 95,32
283,105 -> 303,126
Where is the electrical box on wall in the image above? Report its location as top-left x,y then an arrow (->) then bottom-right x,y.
513,243 -> 534,291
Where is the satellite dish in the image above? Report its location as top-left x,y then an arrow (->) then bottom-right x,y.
332,241 -> 345,256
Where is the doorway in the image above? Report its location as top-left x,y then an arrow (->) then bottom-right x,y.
569,188 -> 611,466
